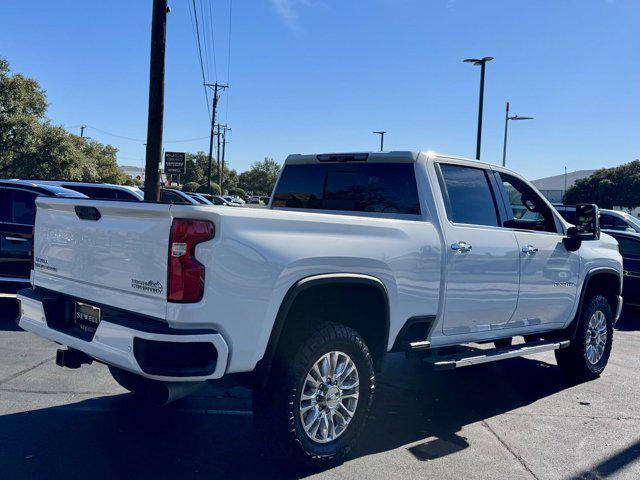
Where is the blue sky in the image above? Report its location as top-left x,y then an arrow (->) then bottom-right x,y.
1,0 -> 638,180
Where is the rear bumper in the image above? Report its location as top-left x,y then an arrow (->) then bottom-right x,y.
17,288 -> 229,382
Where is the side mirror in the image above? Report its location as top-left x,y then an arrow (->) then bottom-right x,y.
563,204 -> 600,252
575,203 -> 600,240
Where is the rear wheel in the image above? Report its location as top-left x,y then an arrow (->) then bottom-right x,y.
555,294 -> 613,381
253,322 -> 375,468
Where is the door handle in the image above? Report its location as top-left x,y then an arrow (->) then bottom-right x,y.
522,244 -> 538,255
5,236 -> 29,242
451,241 -> 472,253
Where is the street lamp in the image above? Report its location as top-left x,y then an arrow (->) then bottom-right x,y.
373,131 -> 386,151
501,102 -> 533,167
464,56 -> 493,160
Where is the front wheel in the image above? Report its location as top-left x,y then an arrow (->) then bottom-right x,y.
254,322 -> 375,468
555,294 -> 613,381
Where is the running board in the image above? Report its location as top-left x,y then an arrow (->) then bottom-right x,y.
425,340 -> 570,370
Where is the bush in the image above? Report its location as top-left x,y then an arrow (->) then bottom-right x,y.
228,187 -> 246,198
196,182 -> 221,195
182,181 -> 200,193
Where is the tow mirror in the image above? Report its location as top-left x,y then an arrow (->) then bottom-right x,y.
563,203 -> 600,251
575,203 -> 600,240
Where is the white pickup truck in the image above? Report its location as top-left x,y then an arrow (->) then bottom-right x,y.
18,151 -> 623,466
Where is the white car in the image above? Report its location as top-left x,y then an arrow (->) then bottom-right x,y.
222,195 -> 245,205
18,151 -> 622,467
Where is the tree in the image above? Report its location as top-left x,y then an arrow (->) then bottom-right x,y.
228,187 -> 246,198
564,160 -> 640,209
0,57 -> 131,184
238,157 -> 281,195
197,181 -> 221,195
182,181 -> 200,193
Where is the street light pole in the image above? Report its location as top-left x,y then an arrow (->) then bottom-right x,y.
373,131 -> 386,151
464,56 -> 493,160
501,101 -> 533,167
502,102 -> 510,167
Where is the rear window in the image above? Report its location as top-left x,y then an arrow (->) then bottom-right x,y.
272,163 -> 421,215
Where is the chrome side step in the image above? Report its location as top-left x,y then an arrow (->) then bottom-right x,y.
425,340 -> 570,370
409,340 -> 431,351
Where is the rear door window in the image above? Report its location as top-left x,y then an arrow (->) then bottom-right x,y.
272,163 -> 421,214
438,164 -> 499,227
8,189 -> 38,225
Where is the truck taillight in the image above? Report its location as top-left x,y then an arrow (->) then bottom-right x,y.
167,219 -> 214,303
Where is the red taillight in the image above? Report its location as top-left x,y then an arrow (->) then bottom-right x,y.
167,219 -> 214,302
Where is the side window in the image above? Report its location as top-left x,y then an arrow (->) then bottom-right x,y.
615,236 -> 640,257
9,189 -> 38,225
600,214 -> 628,231
0,188 -> 8,222
498,173 -> 558,233
438,164 -> 499,227
160,190 -> 190,204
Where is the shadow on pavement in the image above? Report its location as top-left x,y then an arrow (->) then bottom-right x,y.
614,308 -> 638,331
1,353 -> 581,479
0,299 -> 21,331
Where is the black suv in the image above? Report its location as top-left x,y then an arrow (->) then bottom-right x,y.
0,180 -> 86,294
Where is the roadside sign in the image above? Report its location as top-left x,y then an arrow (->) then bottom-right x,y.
164,151 -> 186,174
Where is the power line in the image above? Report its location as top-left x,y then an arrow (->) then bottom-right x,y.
205,0 -> 218,80
187,0 -> 212,121
83,125 -> 209,143
224,0 -> 233,125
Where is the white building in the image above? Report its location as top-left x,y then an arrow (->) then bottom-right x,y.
531,169 -> 596,203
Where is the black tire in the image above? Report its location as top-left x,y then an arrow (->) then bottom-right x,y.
253,321 -> 375,469
108,365 -> 158,396
555,294 -> 613,381
494,337 -> 512,348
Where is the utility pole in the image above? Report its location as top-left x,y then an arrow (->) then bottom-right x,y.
215,123 -> 223,187
464,56 -> 493,160
373,131 -> 386,151
204,82 -> 228,194
80,125 -> 86,138
143,0 -> 168,202
221,126 -> 231,193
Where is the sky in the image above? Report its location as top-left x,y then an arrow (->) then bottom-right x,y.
1,0 -> 638,181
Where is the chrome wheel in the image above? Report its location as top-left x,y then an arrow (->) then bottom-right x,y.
585,310 -> 607,365
299,351 -> 360,444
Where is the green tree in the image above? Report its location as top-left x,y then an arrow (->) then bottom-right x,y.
227,187 -> 246,198
238,157 -> 281,195
182,181 -> 201,193
564,160 -> 640,209
0,57 -> 131,184
197,181 -> 221,195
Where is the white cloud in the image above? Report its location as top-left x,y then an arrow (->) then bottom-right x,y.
271,0 -> 322,30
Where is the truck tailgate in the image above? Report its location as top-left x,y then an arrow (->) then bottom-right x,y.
32,197 -> 173,319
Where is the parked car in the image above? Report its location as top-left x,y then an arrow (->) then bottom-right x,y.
247,196 -> 261,204
184,192 -> 213,205
604,231 -> 640,308
18,151 -> 622,467
139,187 -> 199,205
0,180 -> 86,294
222,195 -> 245,205
554,204 -> 640,234
27,180 -> 144,201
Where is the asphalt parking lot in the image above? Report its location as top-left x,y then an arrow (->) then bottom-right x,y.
1,299 -> 639,479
